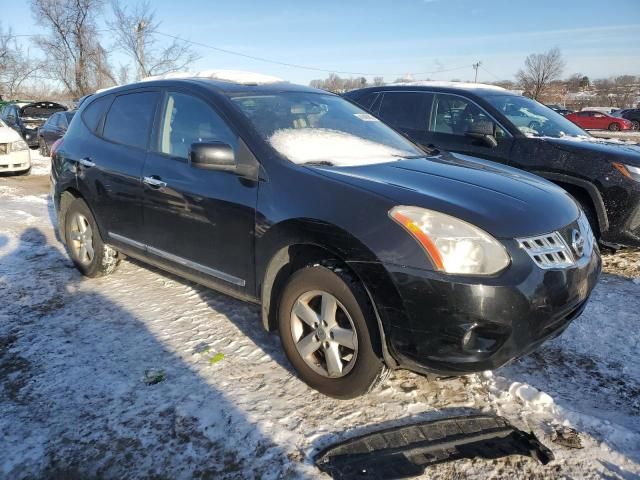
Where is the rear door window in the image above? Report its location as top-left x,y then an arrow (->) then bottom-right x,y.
378,92 -> 431,130
103,92 -> 159,149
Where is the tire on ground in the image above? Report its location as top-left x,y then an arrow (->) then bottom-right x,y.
278,264 -> 387,399
63,197 -> 120,278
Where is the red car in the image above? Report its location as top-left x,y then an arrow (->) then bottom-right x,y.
565,110 -> 632,131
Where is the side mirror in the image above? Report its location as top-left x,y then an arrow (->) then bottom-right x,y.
465,121 -> 498,148
189,142 -> 235,171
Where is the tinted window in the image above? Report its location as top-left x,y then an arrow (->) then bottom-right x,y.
56,113 -> 67,128
353,92 -> 378,111
158,92 -> 236,159
103,92 -> 158,149
82,95 -> 113,133
44,114 -> 58,127
378,92 -> 430,130
431,93 -> 502,136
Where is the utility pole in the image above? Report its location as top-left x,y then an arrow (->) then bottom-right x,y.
472,61 -> 482,83
135,20 -> 147,80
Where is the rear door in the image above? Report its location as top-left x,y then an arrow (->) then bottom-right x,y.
77,90 -> 159,244
423,93 -> 514,164
141,89 -> 258,296
375,91 -> 432,146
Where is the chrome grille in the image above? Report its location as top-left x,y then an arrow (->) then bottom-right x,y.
517,232 -> 574,269
518,214 -> 594,270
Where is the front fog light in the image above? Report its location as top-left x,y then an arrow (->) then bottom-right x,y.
389,206 -> 510,275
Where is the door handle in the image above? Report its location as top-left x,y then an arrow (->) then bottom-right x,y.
77,157 -> 95,168
143,176 -> 167,188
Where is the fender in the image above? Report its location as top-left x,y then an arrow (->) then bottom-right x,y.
257,219 -> 404,368
532,171 -> 609,232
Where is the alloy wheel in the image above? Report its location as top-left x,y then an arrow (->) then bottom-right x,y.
69,212 -> 95,265
290,290 -> 358,378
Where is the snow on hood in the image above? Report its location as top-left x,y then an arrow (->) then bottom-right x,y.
0,123 -> 22,143
269,128 -> 409,166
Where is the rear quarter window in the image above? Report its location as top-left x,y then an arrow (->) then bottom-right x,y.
102,92 -> 159,150
81,95 -> 113,133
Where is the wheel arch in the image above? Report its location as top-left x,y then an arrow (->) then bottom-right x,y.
532,171 -> 608,234
257,219 -> 403,368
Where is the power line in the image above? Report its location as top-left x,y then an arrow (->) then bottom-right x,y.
154,30 -> 472,77
11,29 -> 475,78
480,66 -> 502,81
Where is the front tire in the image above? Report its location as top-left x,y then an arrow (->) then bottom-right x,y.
608,122 -> 620,131
278,265 -> 387,399
63,198 -> 120,277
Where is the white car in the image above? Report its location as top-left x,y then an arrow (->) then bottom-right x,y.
0,118 -> 31,174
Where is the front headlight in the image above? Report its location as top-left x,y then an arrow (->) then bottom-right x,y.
10,140 -> 29,151
612,162 -> 640,182
389,206 -> 510,275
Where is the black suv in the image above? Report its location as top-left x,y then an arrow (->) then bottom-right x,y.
1,101 -> 68,147
345,84 -> 640,248
617,108 -> 640,130
51,73 -> 600,398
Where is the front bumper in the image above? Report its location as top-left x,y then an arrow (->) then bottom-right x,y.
383,241 -> 601,376
0,150 -> 31,173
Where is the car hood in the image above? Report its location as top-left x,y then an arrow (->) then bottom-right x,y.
0,126 -> 22,143
20,102 -> 67,120
540,136 -> 640,166
312,151 -> 579,239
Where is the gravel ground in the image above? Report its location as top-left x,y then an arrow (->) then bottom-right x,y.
1,153 -> 639,479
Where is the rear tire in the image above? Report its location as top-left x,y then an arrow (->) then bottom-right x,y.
631,120 -> 639,131
608,123 -> 620,131
278,264 -> 387,399
63,198 -> 120,278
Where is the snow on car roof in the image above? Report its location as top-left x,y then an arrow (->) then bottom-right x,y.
94,70 -> 287,94
391,80 -> 508,91
140,70 -> 287,85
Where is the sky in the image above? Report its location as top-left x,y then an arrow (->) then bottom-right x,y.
2,0 -> 639,86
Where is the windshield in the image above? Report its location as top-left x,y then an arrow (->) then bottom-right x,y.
230,92 -> 423,166
485,94 -> 588,138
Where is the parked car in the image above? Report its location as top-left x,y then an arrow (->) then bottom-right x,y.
0,101 -> 68,147
0,118 -> 31,174
545,104 -> 574,116
617,108 -> 640,130
37,111 -> 75,156
345,83 -> 640,248
51,72 -> 600,398
565,110 -> 632,131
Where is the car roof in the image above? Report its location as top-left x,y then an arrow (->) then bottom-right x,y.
345,82 -> 515,99
93,70 -> 327,98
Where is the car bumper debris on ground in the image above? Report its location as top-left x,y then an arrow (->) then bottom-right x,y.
1,152 -> 639,479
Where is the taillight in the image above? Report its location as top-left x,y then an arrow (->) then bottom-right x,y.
50,138 -> 63,158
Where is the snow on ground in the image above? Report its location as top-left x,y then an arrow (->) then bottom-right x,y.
1,169 -> 639,479
29,148 -> 52,176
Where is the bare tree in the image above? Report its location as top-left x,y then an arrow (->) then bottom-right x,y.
30,0 -> 115,97
0,24 -> 42,98
516,48 -> 565,100
109,0 -> 199,81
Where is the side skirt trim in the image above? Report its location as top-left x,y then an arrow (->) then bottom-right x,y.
108,231 -> 246,287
